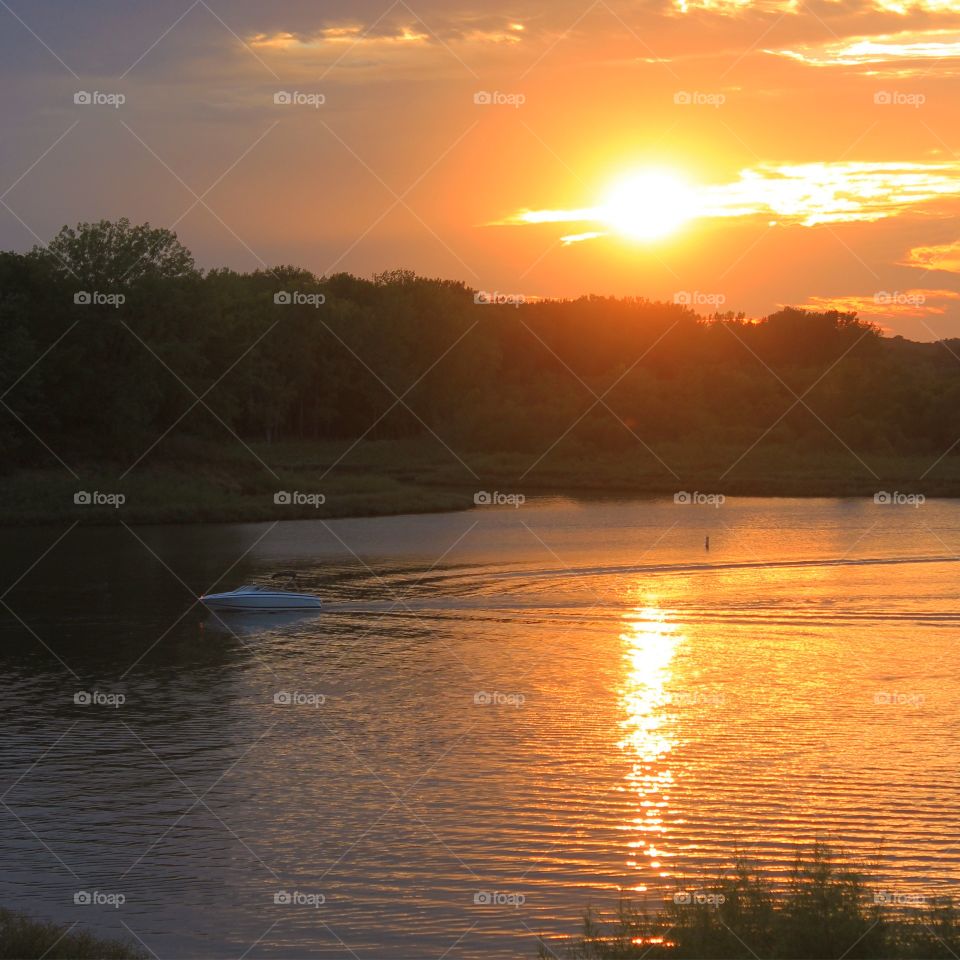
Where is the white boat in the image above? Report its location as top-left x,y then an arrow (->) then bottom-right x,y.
200,583 -> 322,612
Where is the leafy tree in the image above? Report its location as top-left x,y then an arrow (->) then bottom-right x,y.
38,218 -> 196,287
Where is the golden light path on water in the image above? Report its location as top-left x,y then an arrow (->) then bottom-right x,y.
7,501 -> 960,959
618,605 -> 681,892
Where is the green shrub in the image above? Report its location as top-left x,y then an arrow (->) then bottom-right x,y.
0,908 -> 145,959
543,844 -> 959,959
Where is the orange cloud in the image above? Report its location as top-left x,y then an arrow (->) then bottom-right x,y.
248,20 -> 525,52
249,26 -> 429,49
673,0 -> 796,12
494,161 -> 960,244
677,0 -> 960,11
902,239 -> 960,273
799,289 -> 960,324
770,28 -> 960,73
873,0 -> 960,13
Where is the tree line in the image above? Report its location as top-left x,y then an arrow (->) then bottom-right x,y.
2,219 -> 959,469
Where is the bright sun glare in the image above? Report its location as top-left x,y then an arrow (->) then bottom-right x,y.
600,170 -> 697,241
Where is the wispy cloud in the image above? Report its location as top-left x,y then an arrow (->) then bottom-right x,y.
902,238 -> 960,273
673,0 -> 797,13
872,0 -> 960,13
676,0 -> 960,12
249,27 -> 430,49
799,289 -> 960,326
770,28 -> 960,73
493,161 -> 960,244
247,19 -> 525,52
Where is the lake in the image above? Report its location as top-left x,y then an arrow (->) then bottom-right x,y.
1,497 -> 958,958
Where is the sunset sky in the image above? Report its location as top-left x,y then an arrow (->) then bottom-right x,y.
3,0 -> 960,337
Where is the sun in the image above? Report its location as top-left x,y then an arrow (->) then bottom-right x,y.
600,170 -> 698,242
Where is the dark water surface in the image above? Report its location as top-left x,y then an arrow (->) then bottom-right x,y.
2,497 -> 959,958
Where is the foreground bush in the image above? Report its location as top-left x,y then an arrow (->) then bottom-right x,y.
544,844 -> 960,959
0,908 -> 145,959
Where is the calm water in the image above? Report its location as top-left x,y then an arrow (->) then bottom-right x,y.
2,498 -> 959,958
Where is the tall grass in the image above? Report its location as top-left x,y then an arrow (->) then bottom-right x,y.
0,908 -> 145,959
543,844 -> 960,959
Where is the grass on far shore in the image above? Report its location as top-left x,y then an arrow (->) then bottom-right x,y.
542,843 -> 960,959
1,435 -> 956,526
0,908 -> 145,959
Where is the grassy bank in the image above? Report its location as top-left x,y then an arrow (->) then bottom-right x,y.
0,908 -> 145,959
1,437 -> 956,525
543,844 -> 959,959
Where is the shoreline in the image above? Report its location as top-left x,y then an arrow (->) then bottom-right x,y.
0,450 -> 954,527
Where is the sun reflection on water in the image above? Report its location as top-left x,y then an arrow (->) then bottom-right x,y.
618,606 -> 681,888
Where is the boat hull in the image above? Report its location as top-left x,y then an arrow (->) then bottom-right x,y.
200,590 -> 322,611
